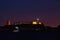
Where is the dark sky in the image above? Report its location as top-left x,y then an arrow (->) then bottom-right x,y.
0,0 -> 60,27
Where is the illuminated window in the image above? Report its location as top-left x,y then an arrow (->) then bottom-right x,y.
32,21 -> 37,24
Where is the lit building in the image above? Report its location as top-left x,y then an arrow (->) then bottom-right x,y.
14,18 -> 44,25
32,21 -> 42,25
32,21 -> 37,24
32,18 -> 43,25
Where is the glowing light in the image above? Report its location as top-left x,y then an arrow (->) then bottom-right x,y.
32,21 -> 37,24
39,22 -> 42,24
37,18 -> 39,21
15,26 -> 19,30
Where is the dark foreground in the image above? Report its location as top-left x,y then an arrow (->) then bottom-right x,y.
0,24 -> 60,40
0,24 -> 60,32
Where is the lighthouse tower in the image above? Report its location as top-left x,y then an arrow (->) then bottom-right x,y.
7,20 -> 11,25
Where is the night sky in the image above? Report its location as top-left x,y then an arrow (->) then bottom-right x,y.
0,0 -> 60,27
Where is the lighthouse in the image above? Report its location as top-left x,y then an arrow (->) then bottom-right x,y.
7,20 -> 11,25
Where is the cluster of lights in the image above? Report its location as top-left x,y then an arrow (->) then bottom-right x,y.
7,18 -> 43,25
32,21 -> 42,25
